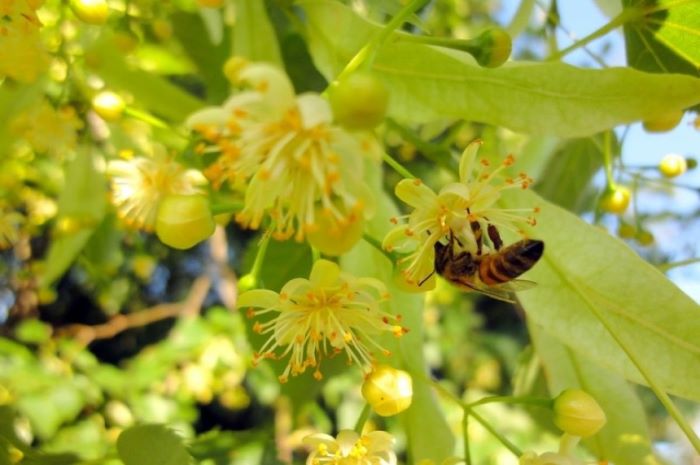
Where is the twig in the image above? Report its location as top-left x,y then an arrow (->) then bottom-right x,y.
56,276 -> 211,345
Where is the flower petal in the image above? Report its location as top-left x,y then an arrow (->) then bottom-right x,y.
335,430 -> 359,454
296,93 -> 332,129
459,139 -> 482,183
185,107 -> 229,128
238,63 -> 295,113
395,178 -> 437,210
309,259 -> 341,287
236,289 -> 279,309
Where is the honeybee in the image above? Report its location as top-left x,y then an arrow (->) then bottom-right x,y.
425,223 -> 544,303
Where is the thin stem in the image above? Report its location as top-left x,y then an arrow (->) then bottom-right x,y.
336,0 -> 428,80
558,433 -> 581,456
362,233 -> 394,262
249,233 -> 272,280
602,130 -> 615,190
354,403 -> 372,434
383,152 -> 417,179
547,8 -> 641,61
311,246 -> 321,262
462,411 -> 472,465
427,378 -> 522,458
465,395 -> 552,409
584,295 -> 700,453
658,258 -> 700,272
210,201 -> 244,215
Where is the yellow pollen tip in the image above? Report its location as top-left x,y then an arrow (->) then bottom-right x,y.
253,322 -> 263,333
413,178 -> 422,186
280,292 -> 288,301
503,154 -> 515,166
392,325 -> 404,337
259,169 -> 271,180
313,370 -> 323,380
245,308 -> 255,319
382,349 -> 391,356
343,332 -> 353,343
480,159 -> 490,166
278,375 -> 288,383
256,80 -> 269,93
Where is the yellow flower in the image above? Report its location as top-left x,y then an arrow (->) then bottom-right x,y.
383,140 -> 537,288
0,206 -> 23,250
237,259 -> 405,383
11,102 -> 82,156
185,61 -> 378,242
303,430 -> 397,465
107,146 -> 207,231
0,0 -> 48,82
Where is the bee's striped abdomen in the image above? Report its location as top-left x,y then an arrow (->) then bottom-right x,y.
479,239 -> 544,285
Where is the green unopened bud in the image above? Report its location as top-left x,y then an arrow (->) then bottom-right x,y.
552,389 -> 606,438
658,153 -> 687,178
92,91 -> 125,121
470,28 -> 512,67
361,365 -> 413,416
70,0 -> 109,25
686,157 -> 698,170
237,273 -> 258,292
636,229 -> 654,246
642,109 -> 683,133
599,185 -> 630,214
155,195 -> 215,250
329,72 -> 389,130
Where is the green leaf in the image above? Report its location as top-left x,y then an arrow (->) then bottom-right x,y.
623,0 -> 700,76
300,0 -> 700,137
341,161 -> 455,463
530,324 -> 660,465
117,425 -> 191,465
40,152 -> 107,287
232,0 -> 283,66
500,189 -> 700,401
172,12 -> 230,102
14,320 -> 52,345
88,35 -> 205,122
534,134 -> 611,212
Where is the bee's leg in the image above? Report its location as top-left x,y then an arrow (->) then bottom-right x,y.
487,224 -> 503,250
418,270 -> 435,287
470,220 -> 483,255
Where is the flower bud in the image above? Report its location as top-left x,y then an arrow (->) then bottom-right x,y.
470,28 -> 512,68
636,229 -> 654,246
92,91 -> 125,121
617,223 -> 635,239
237,273 -> 257,292
642,109 -> 683,133
599,185 -> 630,214
155,195 -> 215,250
330,72 -> 389,130
658,153 -> 687,178
361,365 -> 413,416
552,389 -> 606,438
70,0 -> 109,25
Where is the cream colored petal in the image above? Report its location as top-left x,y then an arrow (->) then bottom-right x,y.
236,289 -> 279,309
395,179 -> 437,210
459,139 -> 482,183
302,433 -> 337,449
382,225 -> 415,252
185,107 -> 229,128
438,183 -> 471,201
238,63 -> 295,111
309,259 -> 341,287
296,93 -> 332,129
364,431 -> 395,452
335,430 -> 359,455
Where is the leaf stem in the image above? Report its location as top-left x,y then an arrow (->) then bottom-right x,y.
657,258 -> 700,272
354,403 -> 372,434
546,8 -> 641,61
462,411 -> 472,465
362,233 -> 394,262
465,395 -> 552,409
383,152 -> 417,179
336,0 -> 428,80
602,130 -> 615,190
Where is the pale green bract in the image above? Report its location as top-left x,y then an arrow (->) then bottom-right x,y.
300,0 -> 700,137
501,189 -> 700,401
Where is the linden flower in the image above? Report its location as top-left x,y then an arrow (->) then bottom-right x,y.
303,430 -> 397,465
237,259 -> 405,383
185,61 -> 378,242
11,101 -> 82,156
383,140 -> 537,288
0,207 -> 24,250
0,0 -> 48,82
107,146 -> 207,231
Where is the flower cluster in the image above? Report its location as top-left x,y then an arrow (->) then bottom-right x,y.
107,146 -> 207,231
11,101 -> 82,156
237,259 -> 406,383
383,140 -> 538,288
304,430 -> 397,465
0,0 -> 48,82
185,61 -> 378,244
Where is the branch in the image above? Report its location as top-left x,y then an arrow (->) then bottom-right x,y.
55,276 -> 211,345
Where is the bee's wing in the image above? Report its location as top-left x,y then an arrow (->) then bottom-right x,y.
452,279 -> 517,304
490,279 -> 537,293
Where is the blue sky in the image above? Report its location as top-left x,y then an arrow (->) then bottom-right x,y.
496,0 -> 700,301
